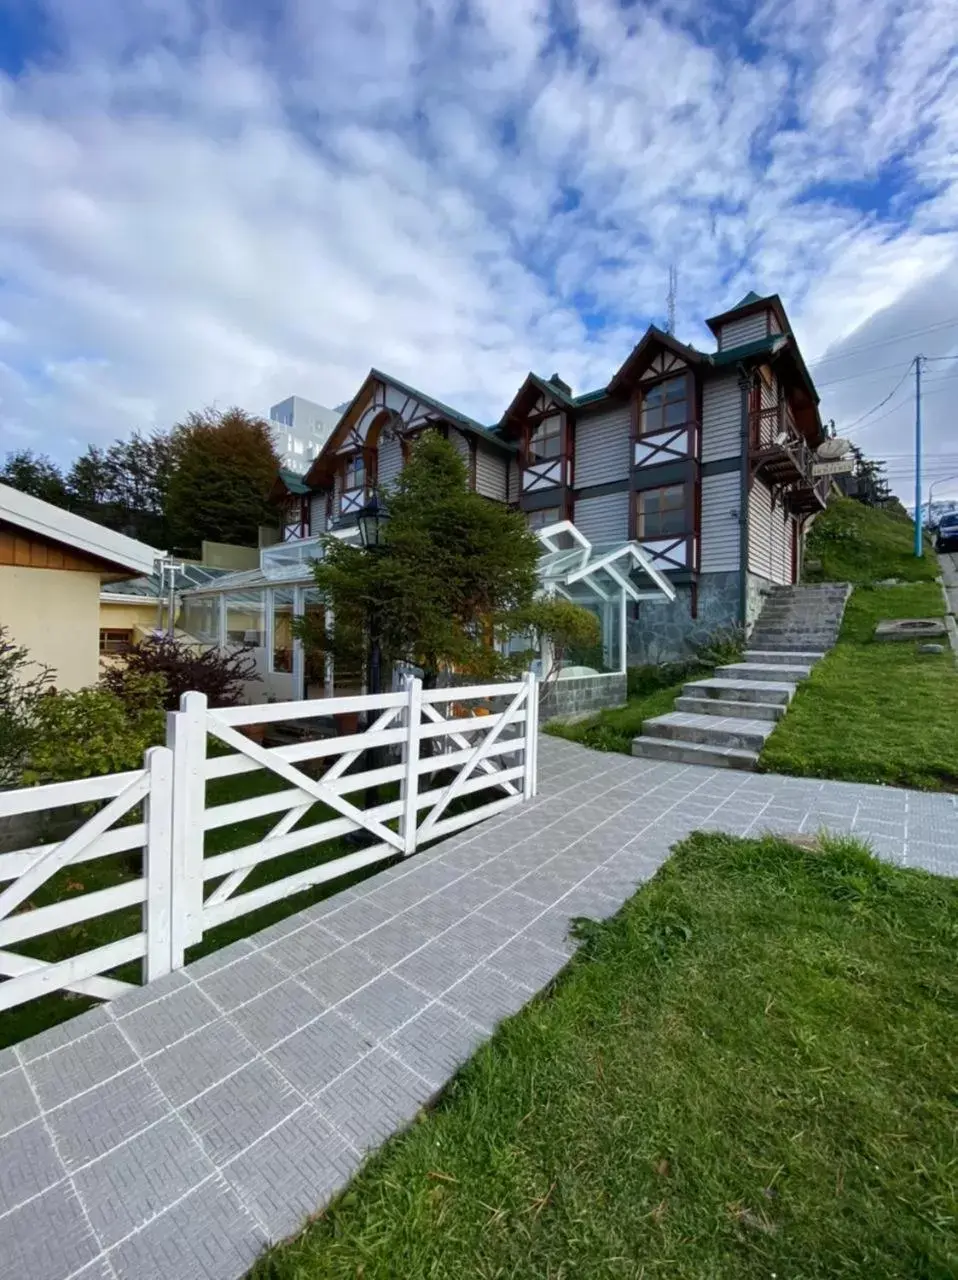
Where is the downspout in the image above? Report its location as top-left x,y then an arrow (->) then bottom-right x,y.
737,368 -> 751,630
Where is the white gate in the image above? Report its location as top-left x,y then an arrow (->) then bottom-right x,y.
0,675 -> 537,1012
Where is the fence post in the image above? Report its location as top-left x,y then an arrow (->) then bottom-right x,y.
167,691 -> 208,967
523,671 -> 539,800
399,677 -> 423,856
143,745 -> 174,983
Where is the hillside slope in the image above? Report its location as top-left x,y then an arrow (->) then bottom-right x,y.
803,496 -> 936,584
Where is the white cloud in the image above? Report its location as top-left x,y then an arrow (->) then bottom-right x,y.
0,0 -> 955,497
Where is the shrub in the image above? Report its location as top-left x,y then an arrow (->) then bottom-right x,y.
23,677 -> 166,784
102,634 -> 258,711
0,627 -> 55,787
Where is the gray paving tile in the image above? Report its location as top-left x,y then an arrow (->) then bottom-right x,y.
0,1065 -> 39,1137
478,889 -> 546,932
223,1107 -> 360,1242
441,964 -> 533,1031
47,1065 -> 170,1172
297,944 -> 382,1006
338,973 -> 431,1041
25,1024 -> 139,1111
520,908 -> 581,955
107,1176 -> 265,1280
354,913 -> 435,967
266,1010 -> 374,1096
320,896 -> 395,942
116,984 -> 220,1057
392,932 -> 490,997
73,1115 -> 214,1247
183,938 -> 255,979
259,922 -> 342,974
0,1117 -> 63,1214
194,949 -> 286,1011
0,1182 -> 100,1280
181,1059 -> 301,1164
103,970 -> 191,1020
148,1018 -> 256,1108
487,934 -> 570,989
315,1047 -> 434,1152
15,1006 -> 113,1063
385,1003 -> 488,1086
510,868 -> 579,905
229,979 -> 326,1051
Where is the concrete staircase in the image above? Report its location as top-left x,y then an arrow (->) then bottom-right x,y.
632,583 -> 851,770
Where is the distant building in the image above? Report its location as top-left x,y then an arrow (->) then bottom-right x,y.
268,396 -> 340,474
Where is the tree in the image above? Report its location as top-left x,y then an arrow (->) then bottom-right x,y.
0,627 -> 55,786
164,407 -> 279,554
0,450 -> 68,506
66,431 -> 173,545
297,430 -> 596,688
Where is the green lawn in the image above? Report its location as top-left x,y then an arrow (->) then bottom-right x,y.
804,496 -> 936,584
253,832 -> 958,1280
760,582 -> 958,790
544,677 -> 687,753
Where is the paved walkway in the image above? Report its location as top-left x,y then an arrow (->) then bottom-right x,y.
2,738 -> 957,1280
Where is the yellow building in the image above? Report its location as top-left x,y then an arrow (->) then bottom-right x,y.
0,483 -> 158,689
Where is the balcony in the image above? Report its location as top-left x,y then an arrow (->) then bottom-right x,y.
522,457 -> 567,493
749,404 -> 811,487
787,472 -> 830,515
633,422 -> 699,469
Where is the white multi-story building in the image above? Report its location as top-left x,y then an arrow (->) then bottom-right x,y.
268,395 -> 340,474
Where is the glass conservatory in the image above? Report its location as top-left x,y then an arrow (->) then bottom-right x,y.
178,521 -> 676,704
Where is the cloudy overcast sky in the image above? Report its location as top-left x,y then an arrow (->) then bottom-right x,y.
1,0 -> 957,500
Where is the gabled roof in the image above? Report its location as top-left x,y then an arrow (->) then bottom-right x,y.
305,368 -> 513,488
0,483 -> 159,575
706,290 -> 790,338
608,326 -> 704,395
709,335 -> 787,366
270,468 -> 311,502
499,372 -> 576,430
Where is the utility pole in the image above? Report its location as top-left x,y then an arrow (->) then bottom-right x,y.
914,355 -> 923,558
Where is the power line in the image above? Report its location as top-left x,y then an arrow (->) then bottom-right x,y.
815,360 -> 913,390
807,316 -> 958,367
841,359 -> 915,432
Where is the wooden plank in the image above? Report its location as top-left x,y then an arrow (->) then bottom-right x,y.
423,794 -> 523,845
0,948 -> 134,1004
168,693 -> 207,961
143,746 -> 174,983
204,725 -> 409,780
0,878 -> 146,947
212,690 -> 405,726
419,710 -> 526,740
0,770 -> 143,818
421,682 -> 525,704
0,773 -> 148,922
400,679 -> 422,856
0,935 -> 144,1013
205,715 -> 405,852
0,823 -> 146,881
202,841 -> 397,929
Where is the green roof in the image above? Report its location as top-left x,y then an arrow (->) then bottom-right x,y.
709,335 -> 785,366
277,469 -> 311,495
370,368 -> 515,454
732,290 -> 764,308
573,387 -> 608,406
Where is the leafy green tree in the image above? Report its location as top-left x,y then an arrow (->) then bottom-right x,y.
164,407 -> 279,554
298,431 -> 595,688
0,450 -> 68,505
0,627 -> 55,786
66,432 -> 173,545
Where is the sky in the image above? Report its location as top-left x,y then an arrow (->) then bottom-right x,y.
1,0 -> 957,502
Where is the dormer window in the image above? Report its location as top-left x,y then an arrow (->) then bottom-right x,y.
529,415 -> 562,462
640,376 -> 689,435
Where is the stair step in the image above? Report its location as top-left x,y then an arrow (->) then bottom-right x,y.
643,713 -> 772,752
676,696 -> 785,722
745,650 -> 824,666
631,736 -> 759,770
720,661 -> 812,682
684,677 -> 795,706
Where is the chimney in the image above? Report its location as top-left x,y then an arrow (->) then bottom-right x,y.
549,373 -> 572,396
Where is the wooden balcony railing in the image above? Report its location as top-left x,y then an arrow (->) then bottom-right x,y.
749,404 -> 811,488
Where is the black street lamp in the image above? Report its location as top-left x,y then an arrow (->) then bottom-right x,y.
355,494 -> 390,824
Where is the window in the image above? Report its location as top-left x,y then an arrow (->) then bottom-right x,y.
636,485 -> 687,538
99,628 -> 133,654
226,593 -> 265,646
640,376 -> 689,435
345,453 -> 365,490
182,596 -> 219,643
528,415 -> 562,462
271,588 -> 295,673
292,438 -> 304,455
527,506 -> 560,530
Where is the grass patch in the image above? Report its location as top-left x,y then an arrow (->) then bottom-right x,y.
544,676 -> 688,753
761,582 -> 958,789
253,832 -> 958,1280
804,496 -> 936,584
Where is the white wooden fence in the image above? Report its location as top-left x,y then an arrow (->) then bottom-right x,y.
0,675 -> 538,1014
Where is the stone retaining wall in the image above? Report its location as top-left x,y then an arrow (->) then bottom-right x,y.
540,672 -> 627,721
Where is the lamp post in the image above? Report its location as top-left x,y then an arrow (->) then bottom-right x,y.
927,476 -> 958,531
356,493 -> 390,818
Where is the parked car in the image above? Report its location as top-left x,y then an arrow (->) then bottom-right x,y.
935,513 -> 958,551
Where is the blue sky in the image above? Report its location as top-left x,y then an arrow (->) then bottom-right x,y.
1,0 -> 957,499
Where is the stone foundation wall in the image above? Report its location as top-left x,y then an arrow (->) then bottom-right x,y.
745,572 -> 774,634
626,570 -> 742,665
540,672 -> 627,721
